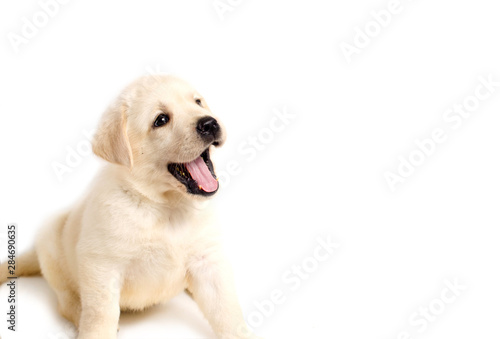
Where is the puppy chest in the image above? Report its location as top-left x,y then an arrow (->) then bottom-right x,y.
120,244 -> 188,305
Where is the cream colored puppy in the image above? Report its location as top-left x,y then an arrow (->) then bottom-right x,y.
0,75 -> 260,339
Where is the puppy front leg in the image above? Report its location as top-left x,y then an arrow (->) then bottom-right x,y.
187,253 -> 259,339
77,263 -> 122,339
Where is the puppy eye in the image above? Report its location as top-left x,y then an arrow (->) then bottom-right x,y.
195,99 -> 202,107
153,113 -> 170,128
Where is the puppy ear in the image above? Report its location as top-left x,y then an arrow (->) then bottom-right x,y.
92,98 -> 133,168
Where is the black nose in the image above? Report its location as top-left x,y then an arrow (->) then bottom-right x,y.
196,116 -> 220,140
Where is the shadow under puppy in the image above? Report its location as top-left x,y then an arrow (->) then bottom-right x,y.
0,75 -> 262,339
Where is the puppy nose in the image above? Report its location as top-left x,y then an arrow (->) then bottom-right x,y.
196,116 -> 220,139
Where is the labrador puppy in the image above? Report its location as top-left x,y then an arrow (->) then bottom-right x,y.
0,75 -> 260,339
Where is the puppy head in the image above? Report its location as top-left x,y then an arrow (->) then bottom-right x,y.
93,75 -> 226,198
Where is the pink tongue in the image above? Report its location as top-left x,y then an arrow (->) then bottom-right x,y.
185,156 -> 218,192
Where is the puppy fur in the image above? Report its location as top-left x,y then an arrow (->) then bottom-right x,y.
0,75 -> 260,339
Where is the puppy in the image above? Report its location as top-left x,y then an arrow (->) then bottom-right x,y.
0,75 -> 260,339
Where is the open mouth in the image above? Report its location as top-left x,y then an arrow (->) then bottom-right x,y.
167,148 -> 219,196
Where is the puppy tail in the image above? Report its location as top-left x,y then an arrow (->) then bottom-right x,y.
0,248 -> 40,284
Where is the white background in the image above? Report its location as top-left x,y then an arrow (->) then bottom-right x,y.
1,0 -> 499,338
